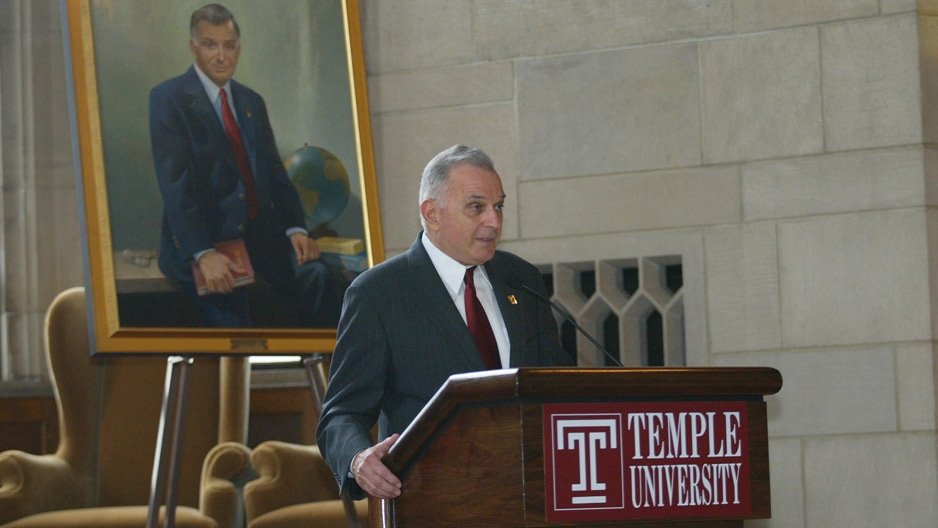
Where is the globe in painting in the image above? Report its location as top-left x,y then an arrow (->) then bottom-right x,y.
284,145 -> 350,229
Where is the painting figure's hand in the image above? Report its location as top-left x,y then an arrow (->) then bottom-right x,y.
197,250 -> 244,294
290,232 -> 321,264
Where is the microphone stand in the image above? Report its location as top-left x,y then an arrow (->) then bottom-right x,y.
509,279 -> 624,367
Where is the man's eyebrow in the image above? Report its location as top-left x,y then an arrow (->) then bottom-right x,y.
465,193 -> 507,200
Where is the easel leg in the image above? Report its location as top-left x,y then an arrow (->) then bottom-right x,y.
303,353 -> 329,415
303,353 -> 361,528
147,356 -> 194,528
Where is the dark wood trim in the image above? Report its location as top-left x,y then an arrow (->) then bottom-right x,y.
0,395 -> 59,454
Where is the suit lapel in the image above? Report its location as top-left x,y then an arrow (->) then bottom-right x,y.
486,257 -> 525,368
182,67 -> 241,174
404,237 -> 487,371
183,68 -> 223,137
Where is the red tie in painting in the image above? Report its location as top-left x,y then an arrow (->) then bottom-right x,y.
464,266 -> 501,370
219,88 -> 259,219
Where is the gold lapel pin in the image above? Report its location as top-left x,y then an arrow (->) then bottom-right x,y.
508,294 -> 517,305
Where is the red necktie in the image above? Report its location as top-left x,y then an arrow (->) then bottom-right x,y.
219,88 -> 260,219
464,267 -> 501,369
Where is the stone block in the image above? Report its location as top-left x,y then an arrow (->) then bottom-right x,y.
742,147 -> 925,221
804,433 -> 938,527
518,165 -> 740,239
473,0 -> 731,60
517,45 -> 700,180
778,210 -> 930,347
361,0 -> 474,72
704,222 -> 782,353
896,343 -> 936,431
734,0 -> 877,32
821,14 -> 921,151
700,27 -> 823,163
369,62 -> 513,114
881,0 -> 916,12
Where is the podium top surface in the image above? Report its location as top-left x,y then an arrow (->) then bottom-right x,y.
441,366 -> 782,401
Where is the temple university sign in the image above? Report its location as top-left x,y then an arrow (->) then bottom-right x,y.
544,401 -> 752,523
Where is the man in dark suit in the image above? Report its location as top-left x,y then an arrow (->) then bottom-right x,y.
316,144 -> 575,500
149,4 -> 341,328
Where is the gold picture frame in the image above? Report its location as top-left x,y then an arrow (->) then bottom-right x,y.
65,0 -> 383,354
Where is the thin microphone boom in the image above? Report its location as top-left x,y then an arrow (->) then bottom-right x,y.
506,276 -> 624,367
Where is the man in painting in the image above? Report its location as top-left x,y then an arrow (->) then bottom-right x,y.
316,144 -> 575,500
149,3 -> 342,328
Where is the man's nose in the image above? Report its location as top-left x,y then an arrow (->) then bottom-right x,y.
483,208 -> 502,227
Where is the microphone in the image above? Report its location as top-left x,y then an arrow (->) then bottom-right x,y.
506,275 -> 624,367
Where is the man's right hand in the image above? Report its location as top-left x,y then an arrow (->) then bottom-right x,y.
351,434 -> 402,499
197,250 -> 245,294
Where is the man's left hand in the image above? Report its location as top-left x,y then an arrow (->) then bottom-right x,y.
290,232 -> 321,264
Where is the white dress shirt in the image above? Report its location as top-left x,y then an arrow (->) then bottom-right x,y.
421,232 -> 509,368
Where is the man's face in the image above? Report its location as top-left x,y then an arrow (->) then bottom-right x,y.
423,163 -> 505,266
190,20 -> 240,87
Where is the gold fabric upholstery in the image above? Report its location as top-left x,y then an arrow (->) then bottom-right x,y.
244,442 -> 367,528
242,355 -> 367,527
0,287 -> 251,527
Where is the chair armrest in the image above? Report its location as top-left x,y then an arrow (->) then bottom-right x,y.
199,441 -> 253,528
243,441 -> 340,522
0,450 -> 93,525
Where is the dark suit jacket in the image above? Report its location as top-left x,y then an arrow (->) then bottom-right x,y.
149,66 -> 305,282
316,234 -> 574,499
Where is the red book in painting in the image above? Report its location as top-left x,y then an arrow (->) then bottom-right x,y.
191,238 -> 255,296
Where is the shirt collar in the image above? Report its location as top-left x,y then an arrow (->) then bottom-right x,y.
193,63 -> 230,104
421,232 -> 492,295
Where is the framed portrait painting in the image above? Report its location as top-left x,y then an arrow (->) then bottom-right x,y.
64,0 -> 383,354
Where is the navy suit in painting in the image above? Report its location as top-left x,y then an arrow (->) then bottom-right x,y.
149,66 -> 341,327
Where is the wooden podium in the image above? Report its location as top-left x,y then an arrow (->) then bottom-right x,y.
372,367 -> 782,528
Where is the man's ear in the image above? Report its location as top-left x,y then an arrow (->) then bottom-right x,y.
420,200 -> 439,231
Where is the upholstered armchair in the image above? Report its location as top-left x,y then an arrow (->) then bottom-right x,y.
243,354 -> 367,528
0,287 -> 252,528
